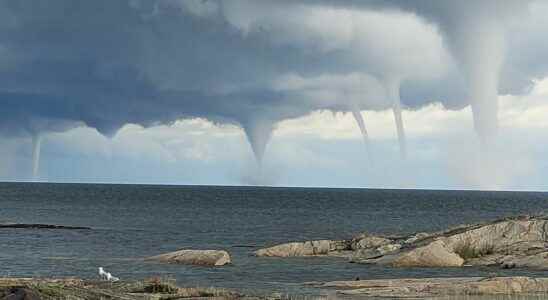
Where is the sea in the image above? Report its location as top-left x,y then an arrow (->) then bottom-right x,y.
1,182 -> 547,297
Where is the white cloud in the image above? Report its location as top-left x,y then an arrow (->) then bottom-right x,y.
500,77 -> 548,130
3,78 -> 548,190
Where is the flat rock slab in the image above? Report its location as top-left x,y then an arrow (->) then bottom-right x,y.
255,240 -> 349,257
0,223 -> 91,230
147,249 -> 231,266
319,276 -> 548,298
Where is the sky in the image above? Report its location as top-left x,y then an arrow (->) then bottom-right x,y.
0,0 -> 547,190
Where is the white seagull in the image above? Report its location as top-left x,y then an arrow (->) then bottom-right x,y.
106,272 -> 119,282
98,267 -> 119,282
98,267 -> 107,280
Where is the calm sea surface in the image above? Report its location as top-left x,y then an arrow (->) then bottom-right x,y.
1,183 -> 547,295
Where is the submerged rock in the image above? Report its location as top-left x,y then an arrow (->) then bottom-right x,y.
0,223 -> 91,230
319,276 -> 548,298
147,249 -> 231,266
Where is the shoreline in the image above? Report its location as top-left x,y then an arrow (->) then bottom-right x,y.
3,212 -> 547,298
0,277 -> 246,299
254,214 -> 548,270
3,276 -> 548,299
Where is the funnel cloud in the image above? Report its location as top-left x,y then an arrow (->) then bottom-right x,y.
31,135 -> 42,180
0,0 -> 546,186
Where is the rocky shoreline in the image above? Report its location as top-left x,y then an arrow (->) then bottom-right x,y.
313,276 -> 548,298
249,214 -> 548,297
4,215 -> 548,299
0,277 -> 244,300
255,214 -> 548,270
3,276 -> 548,299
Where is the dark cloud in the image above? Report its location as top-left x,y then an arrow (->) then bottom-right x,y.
0,0 -> 546,146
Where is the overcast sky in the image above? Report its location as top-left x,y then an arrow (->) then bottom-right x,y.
0,0 -> 547,190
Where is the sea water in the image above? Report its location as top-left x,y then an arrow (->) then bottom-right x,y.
1,183 -> 547,295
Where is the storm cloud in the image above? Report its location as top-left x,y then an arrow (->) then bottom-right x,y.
1,0 -> 547,171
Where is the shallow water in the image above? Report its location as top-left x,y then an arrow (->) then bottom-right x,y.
1,183 -> 547,296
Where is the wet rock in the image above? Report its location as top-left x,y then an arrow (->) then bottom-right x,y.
147,249 -> 231,266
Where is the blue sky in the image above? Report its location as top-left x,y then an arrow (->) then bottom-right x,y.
0,1 -> 547,190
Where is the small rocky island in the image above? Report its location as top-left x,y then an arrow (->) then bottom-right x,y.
256,214 -> 548,270
146,249 -> 232,266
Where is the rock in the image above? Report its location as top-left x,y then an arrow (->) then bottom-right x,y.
388,240 -> 464,267
373,243 -> 401,254
500,251 -> 548,270
146,249 -> 231,266
351,243 -> 402,262
256,215 -> 548,270
320,276 -> 548,298
0,223 -> 91,230
3,288 -> 40,300
353,215 -> 548,270
440,217 -> 548,268
348,233 -> 402,262
254,240 -> 348,257
351,235 -> 392,250
464,253 -> 506,266
442,218 -> 548,256
352,249 -> 383,261
403,232 -> 429,244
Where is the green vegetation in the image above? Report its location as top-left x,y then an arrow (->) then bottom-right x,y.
453,241 -> 495,260
0,277 -> 243,300
29,282 -> 68,298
